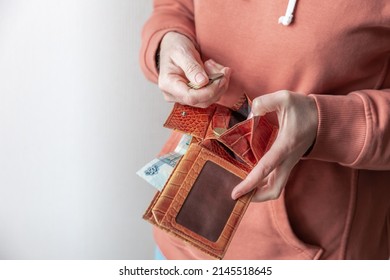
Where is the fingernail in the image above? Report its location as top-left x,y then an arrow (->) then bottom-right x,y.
232,191 -> 241,200
204,60 -> 212,67
195,73 -> 207,84
205,60 -> 213,67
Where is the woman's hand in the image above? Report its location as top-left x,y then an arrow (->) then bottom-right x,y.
232,91 -> 318,202
158,32 -> 232,108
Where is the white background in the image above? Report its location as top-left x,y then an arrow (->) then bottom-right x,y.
0,0 -> 171,259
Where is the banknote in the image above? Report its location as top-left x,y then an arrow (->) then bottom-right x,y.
173,133 -> 192,155
137,134 -> 192,191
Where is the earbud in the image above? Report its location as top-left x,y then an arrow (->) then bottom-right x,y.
278,15 -> 293,26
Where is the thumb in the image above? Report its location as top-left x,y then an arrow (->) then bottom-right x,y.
251,91 -> 286,117
175,53 -> 209,87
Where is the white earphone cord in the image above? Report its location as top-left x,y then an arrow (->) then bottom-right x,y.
278,0 -> 297,26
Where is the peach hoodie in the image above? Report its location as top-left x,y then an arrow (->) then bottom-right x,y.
140,0 -> 390,259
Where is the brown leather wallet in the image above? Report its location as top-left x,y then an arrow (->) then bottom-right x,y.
143,101 -> 278,259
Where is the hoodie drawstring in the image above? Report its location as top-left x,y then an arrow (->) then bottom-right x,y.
278,0 -> 297,26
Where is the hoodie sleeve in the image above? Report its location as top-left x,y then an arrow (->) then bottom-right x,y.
139,0 -> 196,83
305,88 -> 390,170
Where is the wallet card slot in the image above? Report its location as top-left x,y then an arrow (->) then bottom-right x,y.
251,117 -> 278,161
218,116 -> 277,165
228,99 -> 250,127
218,118 -> 258,166
175,160 -> 242,242
151,143 -> 203,224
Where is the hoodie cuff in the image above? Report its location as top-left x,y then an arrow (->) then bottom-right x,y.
305,94 -> 367,166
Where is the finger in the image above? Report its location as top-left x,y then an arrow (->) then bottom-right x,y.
251,159 -> 294,202
171,51 -> 209,88
161,91 -> 176,103
158,71 -> 193,98
204,59 -> 225,74
159,64 -> 231,107
186,66 -> 231,107
160,75 -> 221,107
160,75 -> 210,106
160,72 -> 216,107
251,90 -> 290,117
231,135 -> 288,199
203,59 -> 230,95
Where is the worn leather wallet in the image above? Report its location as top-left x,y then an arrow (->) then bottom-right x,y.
143,100 -> 277,259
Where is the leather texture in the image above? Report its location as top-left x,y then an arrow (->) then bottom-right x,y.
143,101 -> 278,259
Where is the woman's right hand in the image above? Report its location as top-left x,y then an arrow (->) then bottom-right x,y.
158,32 -> 232,108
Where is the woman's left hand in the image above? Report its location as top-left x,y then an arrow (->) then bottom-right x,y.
231,90 -> 318,202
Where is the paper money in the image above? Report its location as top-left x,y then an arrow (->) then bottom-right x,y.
174,133 -> 192,155
137,134 -> 192,191
136,152 -> 182,191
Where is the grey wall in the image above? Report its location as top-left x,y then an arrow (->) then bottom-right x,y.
0,0 -> 170,259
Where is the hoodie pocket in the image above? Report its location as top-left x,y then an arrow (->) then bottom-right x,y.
223,194 -> 323,260
269,190 -> 324,259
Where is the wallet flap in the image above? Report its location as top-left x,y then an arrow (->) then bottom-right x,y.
252,117 -> 279,160
217,116 -> 277,166
142,190 -> 163,225
163,103 -> 217,139
201,139 -> 251,173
